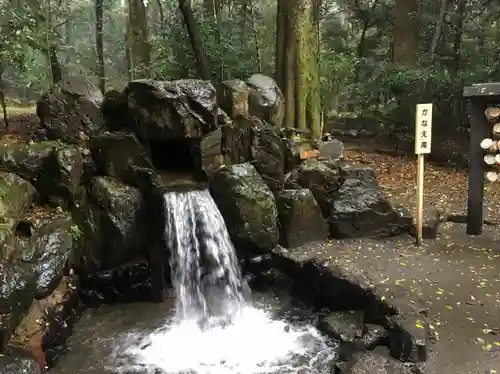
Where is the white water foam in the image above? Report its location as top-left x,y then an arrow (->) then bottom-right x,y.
112,189 -> 337,374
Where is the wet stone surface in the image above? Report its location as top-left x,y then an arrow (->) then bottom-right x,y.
0,355 -> 41,374
273,224 -> 500,374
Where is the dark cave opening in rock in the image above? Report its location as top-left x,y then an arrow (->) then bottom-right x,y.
149,138 -> 203,177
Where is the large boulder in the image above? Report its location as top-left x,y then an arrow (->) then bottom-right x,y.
246,74 -> 284,127
0,172 -> 36,230
0,140 -> 56,180
0,140 -> 83,206
17,209 -> 74,299
200,128 -> 226,177
217,80 -> 249,119
329,165 -> 400,238
250,121 -> 285,192
276,189 -> 328,248
221,116 -> 285,192
0,261 -> 38,350
77,177 -> 146,272
318,139 -> 344,163
8,276 -> 80,370
36,77 -> 104,143
209,163 -> 279,253
0,356 -> 41,374
35,145 -> 83,206
123,79 -> 218,142
285,159 -> 343,218
101,89 -> 128,130
90,132 -> 154,184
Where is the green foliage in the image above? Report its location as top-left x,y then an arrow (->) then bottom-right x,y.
70,223 -> 83,241
0,0 -> 497,134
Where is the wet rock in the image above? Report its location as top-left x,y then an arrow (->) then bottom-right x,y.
276,189 -> 328,248
36,77 -> 104,143
220,115 -> 253,164
270,246 -> 396,318
90,132 -> 154,184
285,159 -> 343,217
0,141 -> 83,206
123,79 -> 218,142
361,324 -> 389,350
35,145 -> 83,206
251,121 -> 285,192
340,164 -> 377,181
79,260 -> 157,306
394,205 -> 413,232
0,140 -> 56,180
409,205 -> 441,239
77,176 -> 146,272
319,139 -> 344,162
0,261 -> 38,350
221,115 -> 284,191
0,172 -> 36,229
283,139 -> 301,173
330,166 -> 399,238
200,128 -> 226,177
246,74 -> 284,127
0,356 -> 41,374
386,304 -> 429,363
318,311 -> 364,343
80,147 -> 96,184
217,80 -> 249,118
345,347 -> 417,373
8,276 -> 81,370
19,210 -> 74,299
101,89 -> 128,131
210,163 -> 279,253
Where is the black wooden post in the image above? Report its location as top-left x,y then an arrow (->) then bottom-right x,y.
463,83 -> 500,235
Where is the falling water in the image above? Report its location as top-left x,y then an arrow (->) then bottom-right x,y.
164,190 -> 247,327
114,189 -> 337,374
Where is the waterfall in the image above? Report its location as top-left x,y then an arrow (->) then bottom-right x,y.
163,190 -> 247,327
117,188 -> 337,374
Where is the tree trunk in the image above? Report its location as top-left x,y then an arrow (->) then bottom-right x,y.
392,0 -> 419,66
429,0 -> 449,60
179,0 -> 212,80
127,0 -> 151,79
275,0 -> 321,139
249,0 -> 262,72
0,70 -> 8,131
49,46 -> 62,84
353,0 -> 380,83
95,0 -> 106,93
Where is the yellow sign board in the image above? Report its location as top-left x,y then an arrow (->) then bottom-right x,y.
415,103 -> 433,154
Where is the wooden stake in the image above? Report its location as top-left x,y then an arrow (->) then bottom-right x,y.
416,153 -> 425,246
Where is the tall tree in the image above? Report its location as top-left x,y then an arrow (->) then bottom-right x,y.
95,0 -> 105,93
392,0 -> 419,66
275,0 -> 321,139
179,0 -> 212,80
127,0 -> 150,79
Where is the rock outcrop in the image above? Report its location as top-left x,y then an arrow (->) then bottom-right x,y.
37,77 -> 104,143
209,163 -> 279,253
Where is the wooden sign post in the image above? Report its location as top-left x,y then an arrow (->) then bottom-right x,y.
414,103 -> 433,246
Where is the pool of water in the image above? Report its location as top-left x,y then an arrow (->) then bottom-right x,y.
49,289 -> 339,374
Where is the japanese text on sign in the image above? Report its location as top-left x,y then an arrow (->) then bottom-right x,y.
415,103 -> 433,154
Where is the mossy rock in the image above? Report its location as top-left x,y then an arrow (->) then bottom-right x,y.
0,140 -> 83,206
209,163 -> 279,253
0,172 -> 36,230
